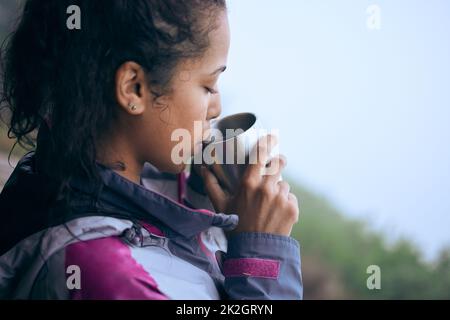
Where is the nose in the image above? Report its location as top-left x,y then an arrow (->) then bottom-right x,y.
207,93 -> 222,121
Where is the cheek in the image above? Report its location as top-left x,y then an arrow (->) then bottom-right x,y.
148,85 -> 208,168
170,99 -> 208,159
172,91 -> 209,129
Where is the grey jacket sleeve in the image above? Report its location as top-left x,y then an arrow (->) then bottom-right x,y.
222,232 -> 303,300
186,169 -> 303,300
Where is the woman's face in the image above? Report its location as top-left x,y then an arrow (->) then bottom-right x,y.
114,11 -> 230,174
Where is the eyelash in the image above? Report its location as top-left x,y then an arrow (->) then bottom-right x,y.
204,86 -> 218,95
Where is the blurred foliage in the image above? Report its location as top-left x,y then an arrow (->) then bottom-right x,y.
0,121 -> 29,158
289,179 -> 450,299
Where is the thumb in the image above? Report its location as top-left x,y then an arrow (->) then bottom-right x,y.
201,166 -> 228,212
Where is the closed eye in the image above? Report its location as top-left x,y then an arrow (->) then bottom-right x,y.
204,86 -> 218,94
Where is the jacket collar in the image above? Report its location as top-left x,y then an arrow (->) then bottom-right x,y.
67,156 -> 238,239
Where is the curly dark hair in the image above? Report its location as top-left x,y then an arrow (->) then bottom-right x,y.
0,0 -> 226,203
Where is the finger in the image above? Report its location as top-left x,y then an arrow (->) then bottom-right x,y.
201,166 -> 228,212
263,154 -> 287,183
277,181 -> 291,197
288,192 -> 298,204
288,193 -> 300,215
245,134 -> 279,181
209,163 -> 234,193
191,163 -> 202,177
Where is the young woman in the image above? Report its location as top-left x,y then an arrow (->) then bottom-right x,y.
0,0 -> 302,299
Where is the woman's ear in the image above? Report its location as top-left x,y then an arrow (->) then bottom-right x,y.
115,61 -> 151,115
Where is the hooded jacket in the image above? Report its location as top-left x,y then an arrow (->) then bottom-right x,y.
0,124 -> 303,300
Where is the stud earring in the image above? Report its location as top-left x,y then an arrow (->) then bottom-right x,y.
129,103 -> 138,111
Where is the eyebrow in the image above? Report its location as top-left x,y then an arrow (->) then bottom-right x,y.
210,65 -> 227,76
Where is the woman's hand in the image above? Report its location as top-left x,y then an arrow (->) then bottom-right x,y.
200,135 -> 300,237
